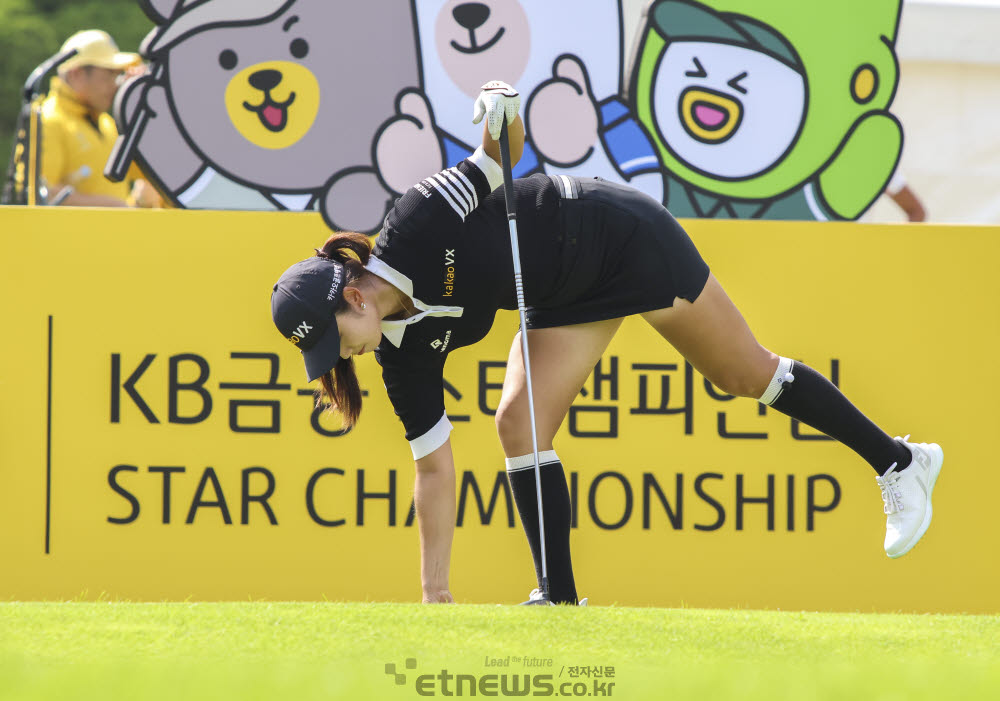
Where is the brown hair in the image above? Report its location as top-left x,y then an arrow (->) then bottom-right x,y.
313,231 -> 373,429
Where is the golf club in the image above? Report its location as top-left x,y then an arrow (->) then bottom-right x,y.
497,118 -> 550,605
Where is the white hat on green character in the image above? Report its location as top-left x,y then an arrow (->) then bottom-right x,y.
630,0 -> 903,220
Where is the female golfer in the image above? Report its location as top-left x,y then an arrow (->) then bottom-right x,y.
271,82 -> 942,605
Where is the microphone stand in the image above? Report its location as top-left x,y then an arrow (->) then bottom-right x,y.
1,48 -> 79,206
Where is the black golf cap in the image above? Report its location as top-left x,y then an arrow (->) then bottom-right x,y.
271,256 -> 346,381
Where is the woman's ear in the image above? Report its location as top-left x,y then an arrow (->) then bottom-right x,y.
341,286 -> 366,312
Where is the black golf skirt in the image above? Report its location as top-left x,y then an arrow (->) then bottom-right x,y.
525,175 -> 710,329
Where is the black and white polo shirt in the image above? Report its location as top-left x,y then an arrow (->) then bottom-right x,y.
370,147 -> 564,459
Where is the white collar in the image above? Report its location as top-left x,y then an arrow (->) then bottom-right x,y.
366,257 -> 463,348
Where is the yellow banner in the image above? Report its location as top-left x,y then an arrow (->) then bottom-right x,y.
0,206 -> 996,612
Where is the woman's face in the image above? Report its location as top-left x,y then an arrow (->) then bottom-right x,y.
335,288 -> 383,359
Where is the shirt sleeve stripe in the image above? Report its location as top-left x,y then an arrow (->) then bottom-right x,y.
446,168 -> 477,210
409,412 -> 454,460
432,172 -> 471,215
453,168 -> 478,208
422,176 -> 466,219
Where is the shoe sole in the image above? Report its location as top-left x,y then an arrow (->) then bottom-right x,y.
888,444 -> 943,559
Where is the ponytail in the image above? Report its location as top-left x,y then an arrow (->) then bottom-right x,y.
319,357 -> 362,429
313,231 -> 374,429
315,231 -> 372,270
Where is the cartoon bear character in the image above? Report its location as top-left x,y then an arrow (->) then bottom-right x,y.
630,0 -> 903,220
376,0 -> 663,202
111,0 -> 420,233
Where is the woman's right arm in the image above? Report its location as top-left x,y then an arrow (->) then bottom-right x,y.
414,438 -> 457,603
376,349 -> 458,601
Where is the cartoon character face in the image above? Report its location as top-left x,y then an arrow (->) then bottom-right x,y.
415,0 -> 622,146
633,0 -> 903,207
165,1 -> 418,191
223,58 -> 320,151
652,41 -> 806,180
431,0 -> 531,99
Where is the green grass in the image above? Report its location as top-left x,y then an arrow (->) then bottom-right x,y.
1,602 -> 998,700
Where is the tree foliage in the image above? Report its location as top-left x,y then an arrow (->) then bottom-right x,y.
0,0 -> 154,155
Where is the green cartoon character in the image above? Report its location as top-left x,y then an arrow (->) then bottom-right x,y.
630,0 -> 903,220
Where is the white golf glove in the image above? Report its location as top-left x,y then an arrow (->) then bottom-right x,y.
472,80 -> 520,140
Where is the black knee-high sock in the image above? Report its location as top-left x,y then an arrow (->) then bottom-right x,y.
506,453 -> 577,604
763,359 -> 911,475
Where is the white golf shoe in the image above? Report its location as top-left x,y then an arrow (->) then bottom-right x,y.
518,588 -> 587,606
520,588 -> 556,606
875,435 -> 943,558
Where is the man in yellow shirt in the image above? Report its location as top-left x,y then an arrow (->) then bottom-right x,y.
41,29 -> 159,207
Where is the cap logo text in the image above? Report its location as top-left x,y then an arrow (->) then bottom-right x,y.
288,320 -> 313,344
327,266 -> 343,301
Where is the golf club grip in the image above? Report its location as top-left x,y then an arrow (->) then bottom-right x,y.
498,120 -> 525,302
498,121 -> 516,218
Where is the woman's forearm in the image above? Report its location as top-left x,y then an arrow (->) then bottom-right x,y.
414,440 -> 457,602
483,114 -> 524,167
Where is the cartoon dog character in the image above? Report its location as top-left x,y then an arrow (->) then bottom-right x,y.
375,0 -> 664,202
630,0 -> 903,219
113,0 -> 420,233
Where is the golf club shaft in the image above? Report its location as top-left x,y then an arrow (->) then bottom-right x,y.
498,120 -> 549,599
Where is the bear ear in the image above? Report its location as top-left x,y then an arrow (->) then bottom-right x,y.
138,0 -> 184,24
138,26 -> 162,59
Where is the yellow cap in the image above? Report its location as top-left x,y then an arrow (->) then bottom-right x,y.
57,30 -> 141,74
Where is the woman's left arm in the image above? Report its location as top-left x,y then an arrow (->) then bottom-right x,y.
375,80 -> 523,232
474,81 -> 524,169
482,114 -> 524,169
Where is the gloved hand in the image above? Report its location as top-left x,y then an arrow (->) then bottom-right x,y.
472,80 -> 520,140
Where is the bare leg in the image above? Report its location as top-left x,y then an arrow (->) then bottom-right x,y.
641,274 -> 778,399
495,318 -> 624,454
495,317 -> 622,603
641,272 -> 941,558
642,273 -> 911,474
